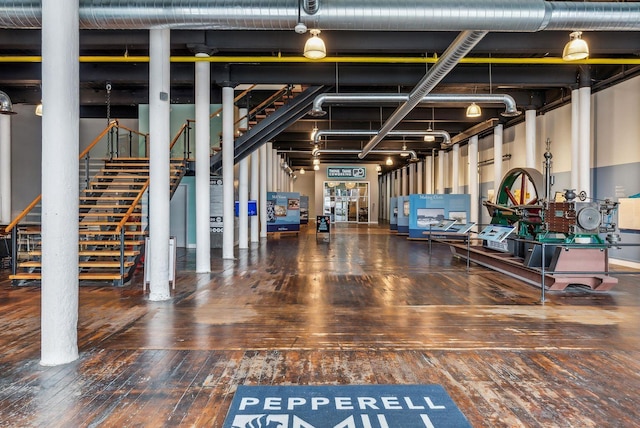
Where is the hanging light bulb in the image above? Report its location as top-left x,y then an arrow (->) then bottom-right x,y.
376,165 -> 382,172
466,102 -> 482,118
424,124 -> 435,142
563,31 -> 589,61
386,157 -> 393,166
313,164 -> 320,171
299,168 -> 306,175
313,158 -> 320,165
304,29 -> 326,59
35,101 -> 43,117
400,143 -> 409,157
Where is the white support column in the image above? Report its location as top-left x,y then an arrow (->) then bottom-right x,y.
571,89 -> 580,192
408,163 -> 415,195
403,167 -> 409,195
195,53 -> 210,273
452,144 -> 460,194
272,149 -> 278,192
148,28 -> 171,300
578,86 -> 592,198
468,135 -> 479,225
0,115 -> 10,223
238,156 -> 249,249
437,150 -> 444,194
259,144 -> 268,238
265,142 -> 272,192
385,174 -> 391,218
222,85 -> 235,260
40,0 -> 79,366
525,109 -> 536,169
416,161 -> 423,194
494,124 -> 503,200
250,152 -> 259,243
425,155 -> 433,194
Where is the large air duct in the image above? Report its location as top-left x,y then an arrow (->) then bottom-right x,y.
0,1 -> 639,31
313,148 -> 418,161
310,93 -> 520,118
313,129 -> 451,146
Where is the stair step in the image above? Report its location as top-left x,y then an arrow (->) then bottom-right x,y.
19,260 -> 135,268
80,239 -> 144,246
29,249 -> 140,257
79,196 -> 138,201
79,204 -> 140,209
79,212 -> 137,217
79,221 -> 143,226
82,188 -> 143,193
10,272 -> 129,281
79,230 -> 146,236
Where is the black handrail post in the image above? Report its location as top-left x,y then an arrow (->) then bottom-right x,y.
128,130 -> 133,157
119,227 -> 125,286
11,227 -> 17,276
84,154 -> 90,190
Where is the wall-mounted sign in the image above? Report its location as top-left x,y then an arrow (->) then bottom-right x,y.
327,166 -> 366,179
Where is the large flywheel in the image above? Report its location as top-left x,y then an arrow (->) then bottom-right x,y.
485,167 -> 544,238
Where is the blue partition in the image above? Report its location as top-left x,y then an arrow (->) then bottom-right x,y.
389,197 -> 398,231
397,195 -> 410,234
408,194 -> 471,238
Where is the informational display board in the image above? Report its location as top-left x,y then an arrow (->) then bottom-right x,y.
389,197 -> 398,231
478,224 -> 516,242
299,195 -> 309,224
408,194 -> 471,238
210,177 -> 224,233
234,200 -> 257,217
316,215 -> 330,241
267,192 -> 301,232
397,195 -> 410,234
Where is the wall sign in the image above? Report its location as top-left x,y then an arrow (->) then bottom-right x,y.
223,384 -> 471,428
327,166 -> 366,179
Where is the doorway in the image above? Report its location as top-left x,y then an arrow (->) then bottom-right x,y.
323,181 -> 369,223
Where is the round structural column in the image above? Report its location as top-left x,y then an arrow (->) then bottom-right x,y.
148,28 -> 171,300
452,144 -> 460,194
437,150 -> 444,194
238,156 -> 249,249
416,161 -> 423,194
468,135 -> 479,224
578,86 -> 592,198
195,53 -> 211,273
525,109 -> 536,169
0,114 -> 11,223
494,124 -> 503,197
571,88 -> 580,191
259,144 -> 268,238
222,85 -> 235,260
250,152 -> 259,243
40,0 -> 79,366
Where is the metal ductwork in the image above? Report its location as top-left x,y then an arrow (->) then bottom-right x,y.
313,148 -> 418,161
0,1 -> 639,30
359,30 -> 487,159
313,129 -> 451,146
0,90 -> 16,115
310,93 -> 520,118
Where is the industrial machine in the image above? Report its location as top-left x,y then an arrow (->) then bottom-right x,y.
452,140 -> 620,291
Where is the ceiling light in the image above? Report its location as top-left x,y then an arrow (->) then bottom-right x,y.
313,164 -> 320,171
0,90 -> 17,115
35,101 -> 43,117
424,134 -> 435,142
563,31 -> 589,61
400,144 -> 409,157
299,168 -> 305,175
466,102 -> 482,118
386,157 -> 393,166
313,158 -> 320,165
376,165 -> 382,172
304,29 -> 326,60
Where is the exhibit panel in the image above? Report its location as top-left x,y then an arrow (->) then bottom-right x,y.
397,195 -> 410,235
267,192 -> 300,233
389,197 -> 398,231
408,194 -> 471,239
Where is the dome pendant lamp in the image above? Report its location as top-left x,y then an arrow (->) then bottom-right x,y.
563,31 -> 589,61
304,29 -> 326,59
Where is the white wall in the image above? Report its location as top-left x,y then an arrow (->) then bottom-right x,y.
292,170 -> 316,221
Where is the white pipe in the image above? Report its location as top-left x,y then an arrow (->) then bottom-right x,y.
578,86 -> 592,198
452,143 -> 460,194
416,161 -> 423,194
437,150 -> 444,194
195,53 -> 210,273
148,28 -> 171,300
40,0 -> 79,366
250,151 -> 259,243
259,144 -> 267,238
525,109 -> 536,169
494,124 -> 503,199
571,89 -> 580,191
222,85 -> 235,260
238,156 -> 248,249
469,135 -> 479,224
0,114 -> 10,223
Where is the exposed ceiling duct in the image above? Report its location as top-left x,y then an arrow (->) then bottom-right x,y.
313,129 -> 451,146
0,1 -> 639,30
359,30 -> 487,159
312,148 -> 418,161
310,93 -> 521,118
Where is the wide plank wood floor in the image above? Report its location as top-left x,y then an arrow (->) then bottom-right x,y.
0,224 -> 638,427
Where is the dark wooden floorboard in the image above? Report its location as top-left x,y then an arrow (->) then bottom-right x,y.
0,224 -> 639,427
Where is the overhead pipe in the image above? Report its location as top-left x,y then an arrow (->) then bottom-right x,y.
310,93 -> 521,118
359,30 -> 488,159
313,129 -> 451,146
312,148 -> 418,161
1,1 -> 640,31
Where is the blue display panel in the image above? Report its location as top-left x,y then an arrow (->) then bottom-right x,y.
397,195 -> 410,234
266,192 -> 301,232
389,197 -> 398,231
408,194 -> 471,238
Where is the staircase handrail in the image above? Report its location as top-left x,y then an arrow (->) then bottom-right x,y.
115,181 -> 149,234
4,120 -> 149,234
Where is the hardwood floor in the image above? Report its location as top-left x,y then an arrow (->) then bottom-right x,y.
0,224 -> 638,427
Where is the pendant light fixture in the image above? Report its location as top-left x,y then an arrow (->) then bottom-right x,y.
424,107 -> 436,142
299,167 -> 305,175
35,101 -> 43,116
466,102 -> 481,118
563,31 -> 589,61
386,157 -> 393,166
304,29 -> 326,59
